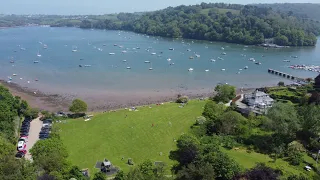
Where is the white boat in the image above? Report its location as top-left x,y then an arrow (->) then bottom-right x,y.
195,54 -> 200,58
239,69 -> 243,71
221,47 -> 224,50
13,74 -> 17,76
149,68 -> 153,70
249,58 -> 255,62
187,49 -> 191,52
189,56 -> 194,59
84,65 -> 91,67
109,53 -> 115,55
123,60 -> 127,62
34,61 -> 39,63
221,52 -> 227,55
218,57 -> 224,60
169,48 -> 174,50
98,48 -> 103,51
20,47 -> 26,51
244,66 -> 249,69
221,69 -> 226,71
72,49 -> 77,52
151,52 -> 156,55
126,67 -> 131,69
205,69 -> 209,72
37,51 -> 41,57
237,71 -> 241,74
43,44 -> 48,49
255,62 -> 262,65
188,68 -> 194,71
210,59 -> 216,62
122,50 -> 127,53
144,61 -> 150,63
167,58 -> 171,62
283,60 -> 290,62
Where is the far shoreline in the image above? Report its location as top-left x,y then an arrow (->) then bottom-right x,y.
0,79 -> 255,113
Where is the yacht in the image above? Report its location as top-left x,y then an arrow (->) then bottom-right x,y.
188,68 -> 194,72
239,69 -> 243,71
205,69 -> 209,72
255,62 -> 262,65
126,67 -> 131,69
144,61 -> 150,63
218,57 -> 224,60
72,49 -> 77,52
37,51 -> 42,57
187,49 -> 191,52
43,44 -> 48,49
151,52 -> 156,55
189,56 -> 194,59
34,61 -> 39,63
249,58 -> 255,62
221,47 -> 225,50
13,74 -> 17,76
122,50 -> 127,53
244,66 -> 249,69
221,52 -> 227,55
169,48 -> 174,50
123,60 -> 127,62
210,59 -> 216,62
84,65 -> 92,67
221,69 -> 226,71
195,54 -> 200,58
167,58 -> 171,62
109,53 -> 115,55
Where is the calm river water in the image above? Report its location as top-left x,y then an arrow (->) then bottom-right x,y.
0,27 -> 319,97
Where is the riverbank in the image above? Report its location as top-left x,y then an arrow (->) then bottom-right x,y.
0,80 -> 254,113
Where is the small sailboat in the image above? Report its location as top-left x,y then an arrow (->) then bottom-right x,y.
218,57 -> 224,60
123,60 -> 127,62
195,54 -> 200,58
169,48 -> 174,50
221,47 -> 225,50
13,74 -> 17,76
188,68 -> 194,72
144,61 -> 150,63
189,56 -> 194,59
109,53 -> 115,55
221,52 -> 227,55
187,49 -> 191,52
79,65 -> 83,67
122,50 -> 127,53
84,65 -> 92,67
151,52 -> 156,55
210,59 -> 216,62
34,61 -> 39,63
205,69 -> 209,72
167,58 -> 171,62
149,63 -> 153,70
239,69 -> 243,71
37,51 -> 42,57
103,44 -> 106,46
244,66 -> 249,69
249,58 -> 255,62
221,69 -> 226,71
255,62 -> 262,65
126,67 -> 131,69
43,44 -> 48,49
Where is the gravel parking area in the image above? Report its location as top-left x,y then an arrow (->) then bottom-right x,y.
25,117 -> 42,160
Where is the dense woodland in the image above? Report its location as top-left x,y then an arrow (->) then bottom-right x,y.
79,3 -> 320,46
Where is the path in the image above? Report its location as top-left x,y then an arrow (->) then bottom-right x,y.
25,117 -> 42,161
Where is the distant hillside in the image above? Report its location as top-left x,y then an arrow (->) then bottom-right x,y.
80,2 -> 320,46
255,3 -> 320,22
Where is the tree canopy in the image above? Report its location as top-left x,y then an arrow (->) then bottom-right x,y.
213,84 -> 236,103
69,99 -> 88,113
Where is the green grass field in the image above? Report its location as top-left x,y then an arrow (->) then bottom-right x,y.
58,100 -> 206,173
222,148 -> 317,177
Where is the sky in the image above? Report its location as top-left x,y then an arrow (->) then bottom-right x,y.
0,0 -> 319,15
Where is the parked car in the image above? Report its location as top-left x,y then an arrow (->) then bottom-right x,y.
15,151 -> 26,159
17,140 -> 26,151
19,137 -> 28,142
20,132 -> 29,136
39,135 -> 49,139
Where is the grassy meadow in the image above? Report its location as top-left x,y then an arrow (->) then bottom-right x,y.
58,100 -> 206,173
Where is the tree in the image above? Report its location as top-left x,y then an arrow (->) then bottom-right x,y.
233,163 -> 279,180
69,99 -> 88,113
114,171 -> 126,180
278,81 -> 285,86
176,162 -> 216,180
170,134 -> 200,166
216,111 -> 248,136
30,137 -> 69,174
202,100 -> 224,121
93,171 -> 106,180
267,103 -> 300,137
214,84 -> 236,103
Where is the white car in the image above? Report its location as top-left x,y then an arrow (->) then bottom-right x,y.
17,140 -> 26,151
19,136 -> 28,142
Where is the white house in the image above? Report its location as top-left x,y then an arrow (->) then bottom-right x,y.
243,90 -> 274,109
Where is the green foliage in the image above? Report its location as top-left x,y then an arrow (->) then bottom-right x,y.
287,174 -> 309,180
0,136 -> 15,159
0,156 -> 36,180
267,103 -> 300,137
287,151 -> 303,166
30,137 -> 69,174
69,99 -> 88,113
92,171 -> 106,180
221,136 -> 237,149
214,84 -> 236,103
233,163 -> 280,180
202,100 -> 224,121
176,95 -> 189,103
176,162 -> 216,180
195,116 -> 206,125
216,111 -> 248,136
24,108 -> 39,119
170,134 -> 200,166
114,171 -> 126,180
298,104 -> 320,137
278,81 -> 285,86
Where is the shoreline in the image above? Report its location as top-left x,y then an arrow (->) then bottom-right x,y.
0,80 -> 254,113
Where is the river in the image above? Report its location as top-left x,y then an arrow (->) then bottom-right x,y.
0,27 -> 319,108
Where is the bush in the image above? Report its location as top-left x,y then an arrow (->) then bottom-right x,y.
278,81 -> 285,86
69,99 -> 88,113
176,95 -> 189,103
222,136 -> 237,149
195,116 -> 206,125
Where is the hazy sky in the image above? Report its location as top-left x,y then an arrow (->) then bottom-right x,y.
1,0 -> 319,15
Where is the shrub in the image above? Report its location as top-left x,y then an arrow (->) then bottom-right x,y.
278,81 -> 285,86
222,136 -> 237,149
176,95 -> 189,103
195,116 -> 206,125
69,99 -> 88,113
